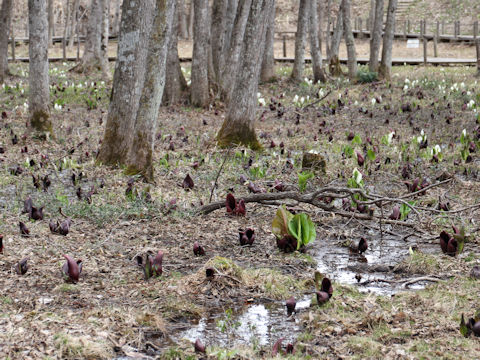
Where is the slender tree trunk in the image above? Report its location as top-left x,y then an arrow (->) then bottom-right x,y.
325,0 -> 331,58
48,0 -> 54,45
178,0 -> 188,38
28,0 -> 52,134
220,0 -> 252,102
216,0 -> 273,149
260,1 -> 275,82
101,0 -> 109,65
379,0 -> 397,80
68,0 -> 79,48
113,0 -> 121,36
342,0 -> 356,80
191,0 -> 210,107
97,0 -> 155,166
224,0 -> 238,55
73,0 -> 109,76
163,2 -> 188,105
63,0 -> 71,45
368,0 -> 375,35
0,0 -> 13,83
369,0 -> 384,72
126,0 -> 175,181
317,0 -> 324,53
211,0 -> 228,82
329,3 -> 343,61
188,0 -> 194,39
309,0 -> 326,83
291,0 -> 308,81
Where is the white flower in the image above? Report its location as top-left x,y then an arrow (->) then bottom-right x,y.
462,129 -> 467,138
387,131 -> 394,144
371,98 -> 376,105
354,100 -> 358,106
403,85 -> 409,92
353,168 -> 363,185
300,97 -> 305,104
54,103 -> 62,110
434,144 -> 441,154
467,100 -> 475,109
420,129 -> 425,137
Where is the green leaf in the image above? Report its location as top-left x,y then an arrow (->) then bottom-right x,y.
288,213 -> 316,249
272,205 -> 293,239
367,149 -> 376,161
351,135 -> 362,145
298,171 -> 314,192
460,314 -> 470,337
314,271 -> 323,291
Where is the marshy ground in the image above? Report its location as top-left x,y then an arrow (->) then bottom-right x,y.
0,62 -> 480,359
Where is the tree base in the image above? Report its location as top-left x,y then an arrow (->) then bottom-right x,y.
30,109 -> 53,135
216,119 -> 262,150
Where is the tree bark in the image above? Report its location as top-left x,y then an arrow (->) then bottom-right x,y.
224,0 -> 238,56
28,0 -> 52,134
163,2 -> 188,105
291,0 -> 308,82
317,0 -> 324,53
325,0 -> 331,59
309,0 -> 326,83
216,0 -> 273,149
126,0 -> 175,181
211,0 -> 228,83
177,0 -> 188,39
368,0 -> 375,35
329,2 -> 343,61
379,0 -> 397,80
63,0 -> 71,45
260,1 -> 275,83
191,0 -> 210,107
0,0 -> 13,83
68,0 -> 79,48
97,0 -> 155,166
113,0 -> 121,36
220,0 -> 252,102
48,0 -> 54,45
369,0 -> 384,72
188,0 -> 194,39
73,0 -> 109,76
342,0 -> 356,80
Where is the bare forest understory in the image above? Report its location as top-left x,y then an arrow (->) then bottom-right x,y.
1,61 -> 480,359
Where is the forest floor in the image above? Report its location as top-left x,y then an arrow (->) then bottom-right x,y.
0,63 -> 480,359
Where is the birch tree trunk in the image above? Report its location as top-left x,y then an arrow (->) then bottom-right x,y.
260,1 -> 275,83
342,0 -> 357,80
291,0 -> 308,82
369,0 -> 384,72
28,0 -> 52,134
163,3 -> 188,105
211,0 -> 228,82
97,0 -> 155,166
379,0 -> 397,80
191,0 -> 210,107
73,0 -> 109,76
309,0 -> 326,83
0,0 -> 13,83
216,0 -> 273,149
220,0 -> 252,102
126,0 -> 175,181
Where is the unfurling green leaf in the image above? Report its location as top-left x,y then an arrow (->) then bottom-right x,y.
288,213 -> 317,250
460,314 -> 470,337
272,205 -> 294,240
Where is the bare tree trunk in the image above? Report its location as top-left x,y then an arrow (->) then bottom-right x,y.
368,0 -> 375,35
188,0 -> 194,39
291,0 -> 308,81
191,0 -> 210,107
325,0 -> 331,58
369,0 -> 384,72
0,0 -> 13,83
126,0 -> 175,181
163,2 -> 187,105
63,0 -> 71,45
101,0 -> 109,65
28,0 -> 52,134
48,0 -> 54,45
113,0 -> 121,36
178,0 -> 188,38
97,0 -> 155,166
317,0 -> 324,53
224,0 -> 238,54
211,0 -> 228,82
68,0 -> 79,48
379,0 -> 397,80
216,0 -> 273,149
73,0 -> 109,76
342,0 -> 356,80
329,3 -> 343,61
309,0 -> 326,83
260,1 -> 275,82
220,0 -> 252,102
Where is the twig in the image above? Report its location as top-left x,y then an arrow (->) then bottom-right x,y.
302,90 -> 333,109
209,149 -> 230,203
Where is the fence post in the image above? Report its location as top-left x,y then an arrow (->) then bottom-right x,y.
62,37 -> 66,60
421,20 -> 427,65
457,20 -> 460,37
474,21 -> 478,41
434,21 -> 439,57
441,20 -> 445,35
11,29 -> 15,62
407,19 -> 410,34
454,21 -> 458,39
358,18 -> 363,38
282,34 -> 286,58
